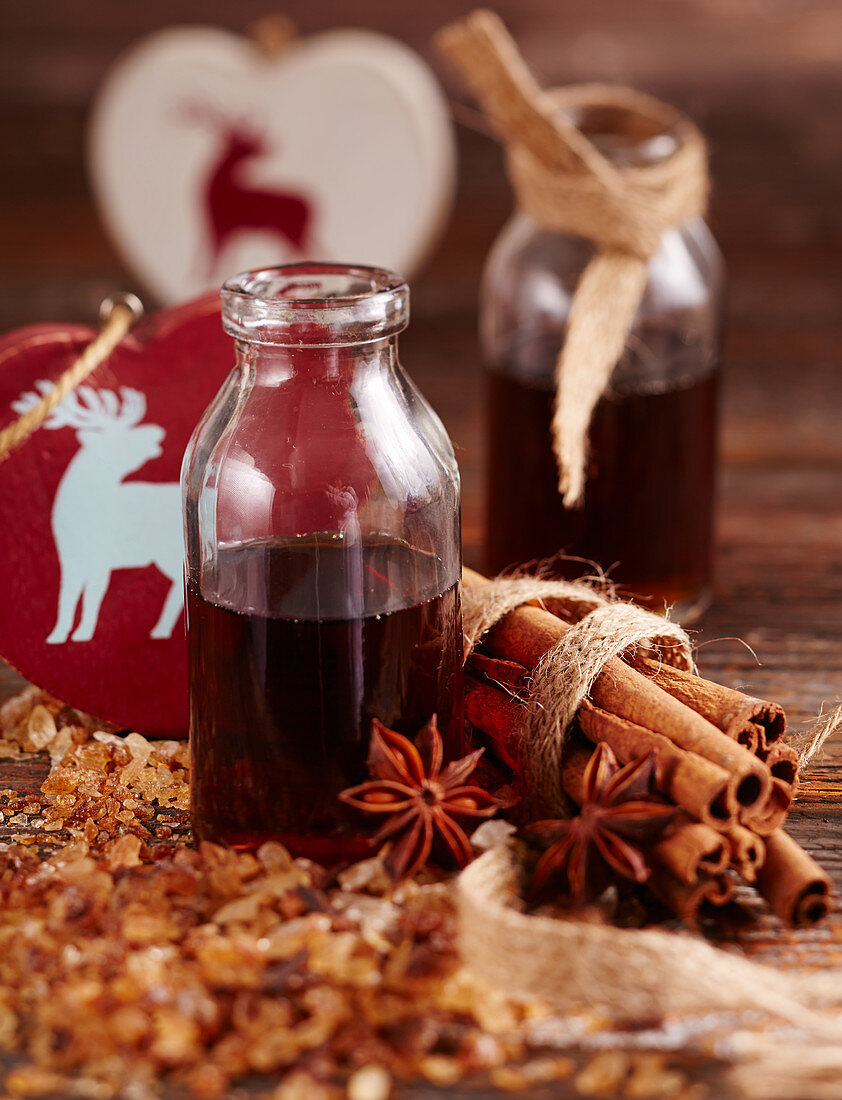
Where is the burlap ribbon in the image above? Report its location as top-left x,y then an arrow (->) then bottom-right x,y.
458,841 -> 842,1026
437,11 -> 709,506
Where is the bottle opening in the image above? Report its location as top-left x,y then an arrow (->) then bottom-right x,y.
221,262 -> 410,347
561,103 -> 679,168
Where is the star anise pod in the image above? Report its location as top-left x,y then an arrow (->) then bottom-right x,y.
339,717 -> 512,881
520,743 -> 675,908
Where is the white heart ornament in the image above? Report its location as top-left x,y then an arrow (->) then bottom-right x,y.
89,27 -> 456,304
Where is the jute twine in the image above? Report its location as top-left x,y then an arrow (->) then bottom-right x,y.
0,293 -> 144,463
458,573 -> 842,1078
462,575 -> 693,814
437,11 -> 709,506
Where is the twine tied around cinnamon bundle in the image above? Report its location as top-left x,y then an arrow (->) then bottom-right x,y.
462,571 -> 693,814
462,570 -> 836,814
436,11 -> 709,507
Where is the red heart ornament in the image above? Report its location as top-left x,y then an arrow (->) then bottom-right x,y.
0,295 -> 234,737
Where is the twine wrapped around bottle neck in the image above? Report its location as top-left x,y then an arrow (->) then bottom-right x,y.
436,11 -> 709,506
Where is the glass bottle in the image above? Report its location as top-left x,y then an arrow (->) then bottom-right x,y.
182,263 -> 463,861
481,110 -> 724,620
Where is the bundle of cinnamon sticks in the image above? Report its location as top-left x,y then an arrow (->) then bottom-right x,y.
463,569 -> 830,927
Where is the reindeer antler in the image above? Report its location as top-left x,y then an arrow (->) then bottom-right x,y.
115,388 -> 147,427
11,380 -> 52,417
11,380 -> 84,431
11,382 -> 147,432
175,97 -> 264,146
175,97 -> 234,130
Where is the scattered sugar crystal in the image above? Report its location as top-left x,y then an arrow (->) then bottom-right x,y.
470,817 -> 516,851
575,1050 -> 632,1096
0,686 -> 563,1100
93,731 -> 126,747
419,1056 -> 463,1086
123,732 -> 153,764
48,727 -> 74,766
27,705 -> 58,750
347,1065 -> 392,1100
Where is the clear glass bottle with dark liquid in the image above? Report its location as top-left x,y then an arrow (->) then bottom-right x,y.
182,264 -> 463,861
482,107 -> 725,619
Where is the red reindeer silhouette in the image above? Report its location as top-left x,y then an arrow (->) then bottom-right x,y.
180,102 -> 316,274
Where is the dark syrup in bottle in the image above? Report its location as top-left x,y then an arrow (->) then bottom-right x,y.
486,367 -> 718,613
188,535 -> 463,861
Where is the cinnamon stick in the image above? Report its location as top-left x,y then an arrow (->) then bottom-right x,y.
744,742 -> 797,837
755,830 -> 831,927
468,653 -> 530,695
464,674 -> 522,772
464,574 -> 772,818
648,871 -> 733,926
745,779 -> 793,838
652,817 -> 730,884
467,676 -> 740,830
764,740 -> 799,787
588,671 -> 772,818
557,733 -> 591,803
577,701 -> 734,828
725,824 -> 766,883
632,656 -> 786,750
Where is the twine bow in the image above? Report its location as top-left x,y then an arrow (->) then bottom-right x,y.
437,11 -> 709,506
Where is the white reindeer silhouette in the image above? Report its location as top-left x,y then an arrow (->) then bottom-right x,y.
12,382 -> 183,644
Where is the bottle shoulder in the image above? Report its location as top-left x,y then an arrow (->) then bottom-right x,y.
481,212 -> 724,393
182,359 -> 460,549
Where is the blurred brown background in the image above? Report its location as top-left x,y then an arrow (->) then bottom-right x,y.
1,0 -> 841,636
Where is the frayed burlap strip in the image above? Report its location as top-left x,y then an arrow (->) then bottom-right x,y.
458,844 -> 842,1027
437,12 -> 709,506
726,1034 -> 842,1099
462,574 -> 692,814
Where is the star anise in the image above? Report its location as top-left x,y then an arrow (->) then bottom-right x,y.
339,717 -> 512,881
520,743 -> 675,908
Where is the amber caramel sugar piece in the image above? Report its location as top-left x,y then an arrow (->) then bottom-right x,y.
0,688 -> 557,1098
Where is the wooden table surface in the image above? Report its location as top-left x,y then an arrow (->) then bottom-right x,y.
2,2 -> 842,1094
2,229 -> 842,1099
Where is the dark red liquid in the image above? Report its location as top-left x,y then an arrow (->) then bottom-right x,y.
187,537 -> 463,860
486,370 -> 718,613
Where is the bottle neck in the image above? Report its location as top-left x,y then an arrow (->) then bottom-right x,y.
235,336 -> 398,385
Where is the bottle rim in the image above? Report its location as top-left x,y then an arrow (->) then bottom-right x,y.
559,102 -> 679,168
221,262 -> 410,347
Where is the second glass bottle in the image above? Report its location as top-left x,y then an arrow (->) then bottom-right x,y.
482,109 -> 724,619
